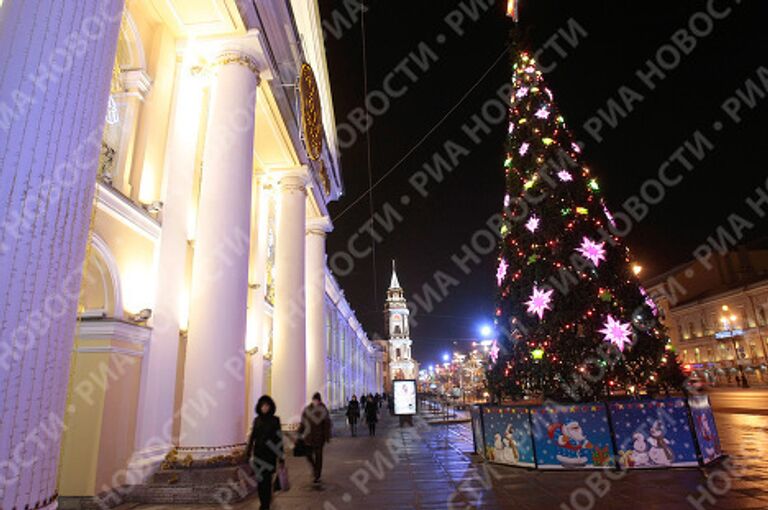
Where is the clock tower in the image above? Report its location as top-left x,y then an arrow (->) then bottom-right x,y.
386,261 -> 417,382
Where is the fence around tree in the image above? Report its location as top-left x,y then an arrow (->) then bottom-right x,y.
470,395 -> 722,470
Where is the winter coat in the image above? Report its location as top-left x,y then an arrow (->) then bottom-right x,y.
246,395 -> 284,469
346,400 -> 360,419
299,402 -> 331,447
364,400 -> 378,423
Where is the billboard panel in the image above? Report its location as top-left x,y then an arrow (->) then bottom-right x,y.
393,379 -> 417,415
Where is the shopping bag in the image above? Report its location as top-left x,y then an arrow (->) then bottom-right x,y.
274,462 -> 290,492
293,438 -> 308,457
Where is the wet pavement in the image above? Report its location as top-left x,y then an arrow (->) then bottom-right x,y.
127,389 -> 768,509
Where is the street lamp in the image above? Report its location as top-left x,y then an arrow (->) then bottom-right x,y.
479,324 -> 493,338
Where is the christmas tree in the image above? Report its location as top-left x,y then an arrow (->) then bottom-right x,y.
490,51 -> 683,402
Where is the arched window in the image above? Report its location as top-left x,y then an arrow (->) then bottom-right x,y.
99,11 -> 149,201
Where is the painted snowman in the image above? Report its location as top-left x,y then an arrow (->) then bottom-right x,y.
647,420 -> 674,466
631,432 -> 650,466
493,433 -> 504,461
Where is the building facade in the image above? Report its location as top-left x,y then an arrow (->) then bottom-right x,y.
645,248 -> 768,386
0,1 -> 381,508
385,262 -> 418,384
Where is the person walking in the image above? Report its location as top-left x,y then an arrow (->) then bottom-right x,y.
346,395 -> 361,436
299,392 -> 332,484
364,393 -> 378,436
245,395 -> 284,510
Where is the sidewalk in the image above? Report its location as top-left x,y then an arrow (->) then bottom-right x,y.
125,407 -> 768,510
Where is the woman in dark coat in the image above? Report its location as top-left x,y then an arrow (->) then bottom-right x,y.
299,392 -> 332,484
246,395 -> 284,510
364,394 -> 379,436
346,395 -> 361,436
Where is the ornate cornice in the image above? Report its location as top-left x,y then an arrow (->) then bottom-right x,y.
96,182 -> 161,241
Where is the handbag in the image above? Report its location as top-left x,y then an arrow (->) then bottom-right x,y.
273,462 -> 290,492
293,438 -> 308,457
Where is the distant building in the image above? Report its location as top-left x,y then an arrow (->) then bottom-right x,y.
644,247 -> 768,385
385,261 -> 419,385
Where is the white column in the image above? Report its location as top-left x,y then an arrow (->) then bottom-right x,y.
130,55 -> 202,471
271,169 -> 308,427
0,2 -> 123,509
180,50 -> 259,447
245,178 -> 269,423
306,217 -> 331,400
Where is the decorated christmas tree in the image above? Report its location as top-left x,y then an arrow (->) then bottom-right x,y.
490,51 -> 684,402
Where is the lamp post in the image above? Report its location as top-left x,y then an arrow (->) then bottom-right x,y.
720,305 -> 749,388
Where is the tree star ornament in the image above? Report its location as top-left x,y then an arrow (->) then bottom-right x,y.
525,285 -> 554,320
489,340 -> 500,363
525,214 -> 540,233
600,315 -> 633,351
496,258 -> 508,287
577,236 -> 607,267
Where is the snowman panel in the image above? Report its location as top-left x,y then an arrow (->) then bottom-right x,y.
609,398 -> 699,468
481,406 -> 535,467
470,405 -> 486,457
530,404 -> 614,469
688,395 -> 723,465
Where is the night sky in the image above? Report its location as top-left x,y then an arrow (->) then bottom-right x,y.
318,0 -> 768,366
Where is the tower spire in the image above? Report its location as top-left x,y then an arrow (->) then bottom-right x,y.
390,259 -> 400,289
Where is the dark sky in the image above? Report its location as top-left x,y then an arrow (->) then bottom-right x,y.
318,0 -> 768,366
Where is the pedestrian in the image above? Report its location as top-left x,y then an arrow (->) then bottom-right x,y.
365,393 -> 378,436
245,395 -> 284,510
360,394 -> 367,410
299,392 -> 331,484
346,395 -> 360,436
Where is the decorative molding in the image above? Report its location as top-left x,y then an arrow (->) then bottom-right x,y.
77,319 -> 152,345
120,68 -> 152,100
211,51 -> 260,80
96,182 -> 161,241
76,345 -> 145,357
275,166 -> 309,193
306,215 -> 332,236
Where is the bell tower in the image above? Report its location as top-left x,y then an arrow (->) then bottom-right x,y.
385,261 -> 417,381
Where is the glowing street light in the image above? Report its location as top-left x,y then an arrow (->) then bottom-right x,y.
442,353 -> 450,362
479,324 -> 493,338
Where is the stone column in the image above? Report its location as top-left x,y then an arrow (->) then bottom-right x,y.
0,2 -> 124,509
180,49 -> 259,448
305,216 -> 331,401
271,168 -> 308,427
131,54 -> 203,471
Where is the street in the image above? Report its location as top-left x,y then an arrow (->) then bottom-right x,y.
124,389 -> 768,510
